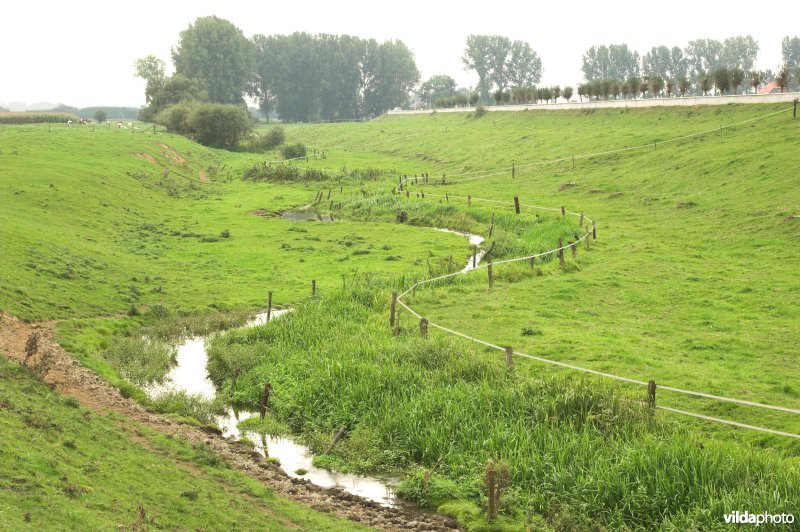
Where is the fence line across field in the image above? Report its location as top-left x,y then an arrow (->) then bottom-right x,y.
392,193 -> 800,439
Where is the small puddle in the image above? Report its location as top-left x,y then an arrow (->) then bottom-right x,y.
281,209 -> 334,222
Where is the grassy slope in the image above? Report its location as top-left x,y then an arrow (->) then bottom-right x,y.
0,356 -> 363,531
0,123 -> 468,321
284,104 -> 800,443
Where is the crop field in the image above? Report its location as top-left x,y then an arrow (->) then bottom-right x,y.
1,103 -> 799,529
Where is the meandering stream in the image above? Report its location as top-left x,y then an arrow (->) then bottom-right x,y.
145,225 -> 483,507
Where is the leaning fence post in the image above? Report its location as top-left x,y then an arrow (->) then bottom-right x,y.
648,380 -> 657,409
390,292 -> 397,327
259,382 -> 272,419
267,291 -> 273,321
505,346 -> 513,369
514,196 -> 520,214
325,426 -> 348,454
420,318 -> 428,339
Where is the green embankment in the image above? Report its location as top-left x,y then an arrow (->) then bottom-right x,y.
2,104 -> 799,530
207,104 -> 799,528
0,357 -> 363,530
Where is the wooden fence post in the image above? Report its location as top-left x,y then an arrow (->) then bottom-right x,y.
592,223 -> 597,240
259,382 -> 272,419
514,196 -> 520,214
445,192 -> 449,203
267,291 -> 273,321
394,311 -> 401,337
420,318 -> 428,339
487,461 -> 497,522
512,163 -> 515,178
571,241 -> 577,259
327,189 -> 332,199
505,346 -> 513,369
448,255 -> 453,271
579,212 -> 584,226
311,279 -> 316,296
558,238 -> 565,265
648,380 -> 657,409
232,367 -> 240,392
390,292 -> 397,327
472,245 -> 477,268
529,256 -> 535,270
488,259 -> 494,288
561,206 -> 565,217
325,426 -> 348,454
441,173 -> 446,185
468,195 -> 472,207
585,235 -> 590,250
488,213 -> 495,238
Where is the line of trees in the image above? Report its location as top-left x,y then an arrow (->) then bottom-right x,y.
135,16 -> 419,128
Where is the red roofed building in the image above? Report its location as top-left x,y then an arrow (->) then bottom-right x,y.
757,82 -> 784,95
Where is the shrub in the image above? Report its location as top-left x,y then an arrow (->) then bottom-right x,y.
155,103 -> 195,134
188,103 -> 251,148
474,105 -> 487,118
259,127 -> 286,150
282,143 -> 307,160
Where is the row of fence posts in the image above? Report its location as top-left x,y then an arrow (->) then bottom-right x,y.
385,196 -> 665,415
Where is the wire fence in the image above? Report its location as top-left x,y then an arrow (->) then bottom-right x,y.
393,193 -> 800,440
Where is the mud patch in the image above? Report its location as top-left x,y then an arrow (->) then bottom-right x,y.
559,182 -> 578,192
199,170 -> 209,183
158,143 -> 187,165
587,189 -> 604,194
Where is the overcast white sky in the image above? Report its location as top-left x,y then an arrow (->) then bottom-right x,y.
2,0 -> 799,108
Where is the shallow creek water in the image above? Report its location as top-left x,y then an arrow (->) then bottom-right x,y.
146,226 -> 484,507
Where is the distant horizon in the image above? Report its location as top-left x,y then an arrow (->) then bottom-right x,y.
3,0 -> 800,108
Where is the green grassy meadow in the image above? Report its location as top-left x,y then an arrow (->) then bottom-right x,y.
2,103 -> 799,529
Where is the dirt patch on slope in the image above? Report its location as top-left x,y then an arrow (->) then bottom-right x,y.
199,170 -> 209,183
0,313 -> 458,531
158,143 -> 187,165
134,153 -> 158,164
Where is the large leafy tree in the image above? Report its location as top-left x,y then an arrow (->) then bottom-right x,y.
685,39 -> 723,85
782,36 -> 800,90
642,46 -> 688,81
250,33 -> 418,122
721,35 -> 759,81
581,44 -> 639,82
172,16 -> 254,105
463,35 -> 542,100
134,55 -> 166,104
139,74 -> 208,122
